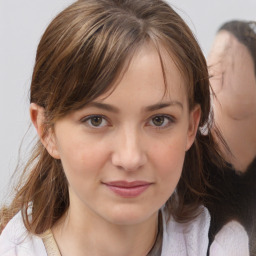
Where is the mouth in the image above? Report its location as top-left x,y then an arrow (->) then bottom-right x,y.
102,180 -> 152,198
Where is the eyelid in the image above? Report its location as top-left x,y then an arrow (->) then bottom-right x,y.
150,113 -> 176,122
80,114 -> 111,128
147,114 -> 176,129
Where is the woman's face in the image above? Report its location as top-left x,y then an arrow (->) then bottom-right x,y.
208,31 -> 256,119
45,42 -> 200,226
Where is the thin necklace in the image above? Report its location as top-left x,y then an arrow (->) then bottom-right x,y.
147,211 -> 163,256
42,212 -> 163,256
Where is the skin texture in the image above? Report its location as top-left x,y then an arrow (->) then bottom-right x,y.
208,31 -> 256,172
31,42 -> 200,256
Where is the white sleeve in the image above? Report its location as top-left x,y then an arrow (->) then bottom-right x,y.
209,220 -> 249,256
0,212 -> 47,256
161,206 -> 210,256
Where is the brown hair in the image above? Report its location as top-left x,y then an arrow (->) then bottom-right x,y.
1,0 -> 220,236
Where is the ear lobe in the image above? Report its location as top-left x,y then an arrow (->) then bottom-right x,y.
30,103 -> 60,159
185,105 -> 201,151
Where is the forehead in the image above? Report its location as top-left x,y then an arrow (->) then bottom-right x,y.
207,31 -> 233,67
96,42 -> 188,107
208,31 -> 254,74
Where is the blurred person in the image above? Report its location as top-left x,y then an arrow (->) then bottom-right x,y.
206,20 -> 256,255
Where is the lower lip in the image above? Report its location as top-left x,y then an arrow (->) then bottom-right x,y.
105,184 -> 150,198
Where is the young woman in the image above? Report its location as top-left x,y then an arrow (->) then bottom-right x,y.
0,0 -> 222,255
206,20 -> 256,255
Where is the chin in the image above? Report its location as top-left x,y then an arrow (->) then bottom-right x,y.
103,205 -> 158,226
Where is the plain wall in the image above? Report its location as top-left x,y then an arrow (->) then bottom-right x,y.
1,0 -> 256,203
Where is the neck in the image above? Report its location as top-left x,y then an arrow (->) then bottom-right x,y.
214,105 -> 256,172
52,203 -> 159,256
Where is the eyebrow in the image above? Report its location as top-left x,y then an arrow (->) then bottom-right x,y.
144,101 -> 183,112
87,102 -> 119,113
87,101 -> 183,113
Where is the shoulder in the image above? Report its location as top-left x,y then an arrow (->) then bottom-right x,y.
0,211 -> 47,256
161,206 -> 210,256
209,220 -> 249,256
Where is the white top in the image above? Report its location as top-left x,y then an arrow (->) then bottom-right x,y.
0,207 -> 210,256
209,220 -> 249,256
0,211 -> 47,256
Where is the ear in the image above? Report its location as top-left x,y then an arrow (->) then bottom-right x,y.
30,103 -> 60,159
185,104 -> 201,151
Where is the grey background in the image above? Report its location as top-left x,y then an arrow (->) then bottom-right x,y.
0,0 -> 255,203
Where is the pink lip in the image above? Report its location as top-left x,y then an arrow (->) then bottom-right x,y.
103,181 -> 152,198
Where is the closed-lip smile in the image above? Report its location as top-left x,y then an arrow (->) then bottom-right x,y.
102,180 -> 152,198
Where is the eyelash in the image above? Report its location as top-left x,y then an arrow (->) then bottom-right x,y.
81,114 -> 175,129
81,115 -> 110,128
147,114 -> 175,129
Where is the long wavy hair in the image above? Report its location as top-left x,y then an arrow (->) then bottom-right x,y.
1,0 -> 222,237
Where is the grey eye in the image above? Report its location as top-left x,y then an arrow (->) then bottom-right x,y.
152,116 -> 165,126
90,116 -> 103,127
82,115 -> 109,128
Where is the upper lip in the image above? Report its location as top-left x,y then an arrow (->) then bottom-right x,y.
103,180 -> 152,188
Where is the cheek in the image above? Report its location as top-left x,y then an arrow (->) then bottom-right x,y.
210,74 -> 223,95
218,74 -> 256,118
58,137 -> 111,202
149,142 -> 186,206
150,138 -> 186,181
56,135 -> 109,177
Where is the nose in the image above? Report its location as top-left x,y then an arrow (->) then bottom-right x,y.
111,127 -> 147,171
